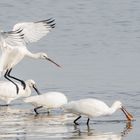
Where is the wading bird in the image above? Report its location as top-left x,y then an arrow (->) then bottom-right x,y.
63,98 -> 133,125
24,92 -> 68,114
0,79 -> 40,105
0,18 -> 61,94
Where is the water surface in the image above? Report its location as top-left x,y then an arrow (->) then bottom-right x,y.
0,0 -> 139,139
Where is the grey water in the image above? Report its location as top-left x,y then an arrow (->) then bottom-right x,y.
0,0 -> 139,139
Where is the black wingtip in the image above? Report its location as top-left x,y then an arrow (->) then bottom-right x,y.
35,18 -> 56,29
46,19 -> 55,24
35,18 -> 55,23
48,23 -> 55,28
15,28 -> 23,33
46,18 -> 54,21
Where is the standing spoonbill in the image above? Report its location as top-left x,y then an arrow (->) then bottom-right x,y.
24,92 -> 68,115
0,18 -> 61,94
63,98 -> 133,125
0,79 -> 40,105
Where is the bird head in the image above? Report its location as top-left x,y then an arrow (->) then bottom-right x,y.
39,52 -> 61,68
112,101 -> 122,109
113,100 -> 133,121
26,79 -> 41,95
38,52 -> 48,59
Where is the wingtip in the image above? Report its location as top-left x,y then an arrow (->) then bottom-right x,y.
50,23 -> 56,28
36,18 -> 55,24
36,18 -> 56,29
46,18 -> 55,22
46,19 -> 55,24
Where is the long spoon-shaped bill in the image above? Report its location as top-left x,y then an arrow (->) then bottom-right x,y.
121,106 -> 133,121
33,85 -> 41,95
45,57 -> 61,68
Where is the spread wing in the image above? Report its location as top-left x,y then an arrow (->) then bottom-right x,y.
0,29 -> 24,49
13,18 -> 55,44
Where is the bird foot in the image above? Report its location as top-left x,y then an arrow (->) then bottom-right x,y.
34,109 -> 39,115
74,121 -> 79,125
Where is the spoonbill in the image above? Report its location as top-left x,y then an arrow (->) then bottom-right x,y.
24,92 -> 68,114
0,79 -> 40,105
63,98 -> 133,125
0,18 -> 61,94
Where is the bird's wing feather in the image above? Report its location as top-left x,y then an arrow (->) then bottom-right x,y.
13,18 -> 55,44
79,99 -> 110,114
64,99 -> 110,117
0,29 -> 24,49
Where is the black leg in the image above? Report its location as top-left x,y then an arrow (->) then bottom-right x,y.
47,110 -> 50,115
4,70 -> 19,94
0,104 -> 9,106
86,118 -> 90,126
7,68 -> 26,89
74,116 -> 81,125
34,106 -> 43,115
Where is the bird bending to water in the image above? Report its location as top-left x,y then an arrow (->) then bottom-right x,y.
63,98 -> 133,125
24,92 -> 68,115
0,18 -> 61,94
0,79 -> 40,105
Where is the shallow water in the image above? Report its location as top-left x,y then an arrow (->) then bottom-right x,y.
0,0 -> 139,139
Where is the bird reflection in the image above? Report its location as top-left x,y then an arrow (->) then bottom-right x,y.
0,106 -> 133,140
121,121 -> 132,137
69,121 -> 133,140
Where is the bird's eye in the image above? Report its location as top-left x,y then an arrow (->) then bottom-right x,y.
43,55 -> 47,59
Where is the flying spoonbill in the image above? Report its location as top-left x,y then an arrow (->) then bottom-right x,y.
63,98 -> 133,125
24,92 -> 68,114
0,79 -> 40,105
0,18 -> 61,94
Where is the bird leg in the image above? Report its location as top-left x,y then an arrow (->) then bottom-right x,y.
0,104 -> 9,106
4,70 -> 19,94
47,110 -> 50,115
34,106 -> 43,115
7,68 -> 26,90
74,116 -> 81,125
86,118 -> 90,126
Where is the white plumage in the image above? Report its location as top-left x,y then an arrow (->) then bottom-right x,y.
0,19 -> 60,94
13,19 -> 54,43
63,98 -> 133,125
0,79 -> 39,105
24,92 -> 68,114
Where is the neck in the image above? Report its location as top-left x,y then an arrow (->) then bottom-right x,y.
26,50 -> 40,59
23,85 -> 32,97
107,104 -> 119,115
